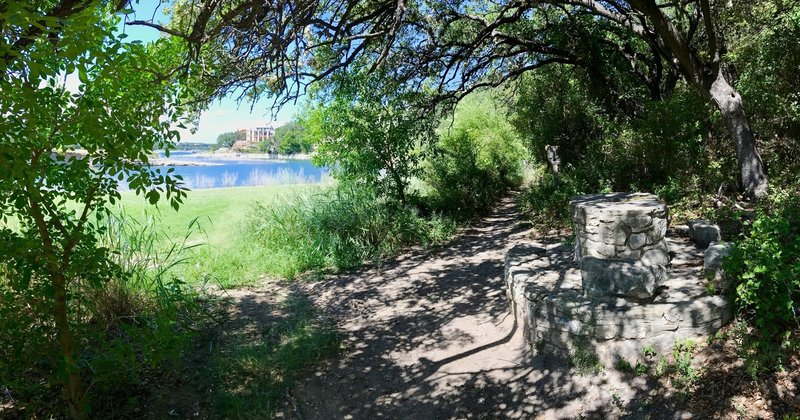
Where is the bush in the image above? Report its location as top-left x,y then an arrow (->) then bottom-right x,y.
726,188 -> 800,341
0,213 -> 205,417
512,64 -> 734,201
599,90 -> 716,192
723,185 -> 800,375
248,183 -> 456,278
517,170 -> 588,229
425,91 -> 527,217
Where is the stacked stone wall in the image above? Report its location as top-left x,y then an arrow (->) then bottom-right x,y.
570,193 -> 669,264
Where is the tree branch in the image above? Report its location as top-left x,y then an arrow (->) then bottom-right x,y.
126,20 -> 190,40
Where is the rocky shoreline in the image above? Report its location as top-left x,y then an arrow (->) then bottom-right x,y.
191,151 -> 314,161
149,158 -> 220,166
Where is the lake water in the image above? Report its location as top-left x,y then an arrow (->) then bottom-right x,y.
151,151 -> 328,189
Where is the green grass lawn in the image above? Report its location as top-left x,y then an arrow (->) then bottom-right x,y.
118,184 -> 319,288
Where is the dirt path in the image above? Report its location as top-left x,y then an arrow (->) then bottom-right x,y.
292,196 -> 653,419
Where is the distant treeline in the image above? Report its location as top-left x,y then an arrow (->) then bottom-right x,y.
174,142 -> 215,151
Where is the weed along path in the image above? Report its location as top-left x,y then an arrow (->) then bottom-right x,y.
290,195 -> 653,419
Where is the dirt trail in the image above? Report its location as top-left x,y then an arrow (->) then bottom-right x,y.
292,195 -> 654,419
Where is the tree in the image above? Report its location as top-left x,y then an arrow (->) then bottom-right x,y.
305,70 -> 436,203
274,121 -> 312,155
722,1 -> 800,179
134,0 -> 772,199
216,130 -> 243,148
0,1 -> 125,71
0,4 -> 189,417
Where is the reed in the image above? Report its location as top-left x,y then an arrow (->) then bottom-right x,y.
220,171 -> 239,188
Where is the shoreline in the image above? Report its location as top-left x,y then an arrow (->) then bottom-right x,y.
151,151 -> 315,166
190,151 -> 314,161
57,149 -> 314,166
150,158 -> 221,167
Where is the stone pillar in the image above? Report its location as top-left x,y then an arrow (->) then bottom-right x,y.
570,193 -> 669,263
570,193 -> 670,299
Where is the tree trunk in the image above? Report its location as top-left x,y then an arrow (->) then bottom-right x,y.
390,170 -> 406,204
707,70 -> 768,200
544,145 -> 560,188
54,272 -> 86,419
27,187 -> 86,419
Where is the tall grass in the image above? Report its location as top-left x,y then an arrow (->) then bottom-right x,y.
0,211 -> 209,418
84,213 -> 208,408
99,211 -> 208,294
248,184 -> 456,279
220,171 -> 239,187
247,168 -> 315,186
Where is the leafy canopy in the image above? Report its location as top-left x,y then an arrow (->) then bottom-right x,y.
306,70 -> 437,202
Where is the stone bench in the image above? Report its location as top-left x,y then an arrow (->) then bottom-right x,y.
570,192 -> 670,301
504,192 -> 731,366
505,239 -> 732,366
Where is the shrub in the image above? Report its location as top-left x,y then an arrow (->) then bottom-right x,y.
511,63 -> 736,202
248,184 -> 456,278
517,170 -> 587,229
425,91 -> 527,217
601,90 -> 714,192
0,213 -> 205,418
726,188 -> 800,341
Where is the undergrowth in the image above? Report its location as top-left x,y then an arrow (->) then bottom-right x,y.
724,186 -> 800,375
0,212 -> 213,418
209,293 -> 340,418
247,183 -> 457,279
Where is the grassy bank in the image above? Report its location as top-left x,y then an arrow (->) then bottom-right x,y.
118,184 -> 317,288
70,184 -> 342,418
117,182 -> 461,285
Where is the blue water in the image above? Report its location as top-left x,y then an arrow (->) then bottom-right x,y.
151,152 -> 327,189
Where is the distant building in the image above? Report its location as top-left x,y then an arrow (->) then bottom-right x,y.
236,129 -> 248,142
230,123 -> 279,152
245,124 -> 276,145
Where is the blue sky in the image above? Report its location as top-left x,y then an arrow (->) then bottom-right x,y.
120,0 -> 302,143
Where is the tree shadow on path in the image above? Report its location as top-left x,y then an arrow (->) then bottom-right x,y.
294,195 -> 646,419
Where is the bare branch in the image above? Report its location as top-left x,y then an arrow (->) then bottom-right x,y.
126,20 -> 190,40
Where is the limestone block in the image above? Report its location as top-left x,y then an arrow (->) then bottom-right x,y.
578,240 -> 618,259
689,219 -> 721,247
580,257 -> 666,300
704,241 -> 733,289
652,217 -> 668,239
704,242 -> 732,272
624,213 -> 653,231
628,233 -> 647,250
641,249 -> 670,267
618,249 -> 642,260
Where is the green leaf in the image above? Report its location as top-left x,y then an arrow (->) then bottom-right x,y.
78,67 -> 89,84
